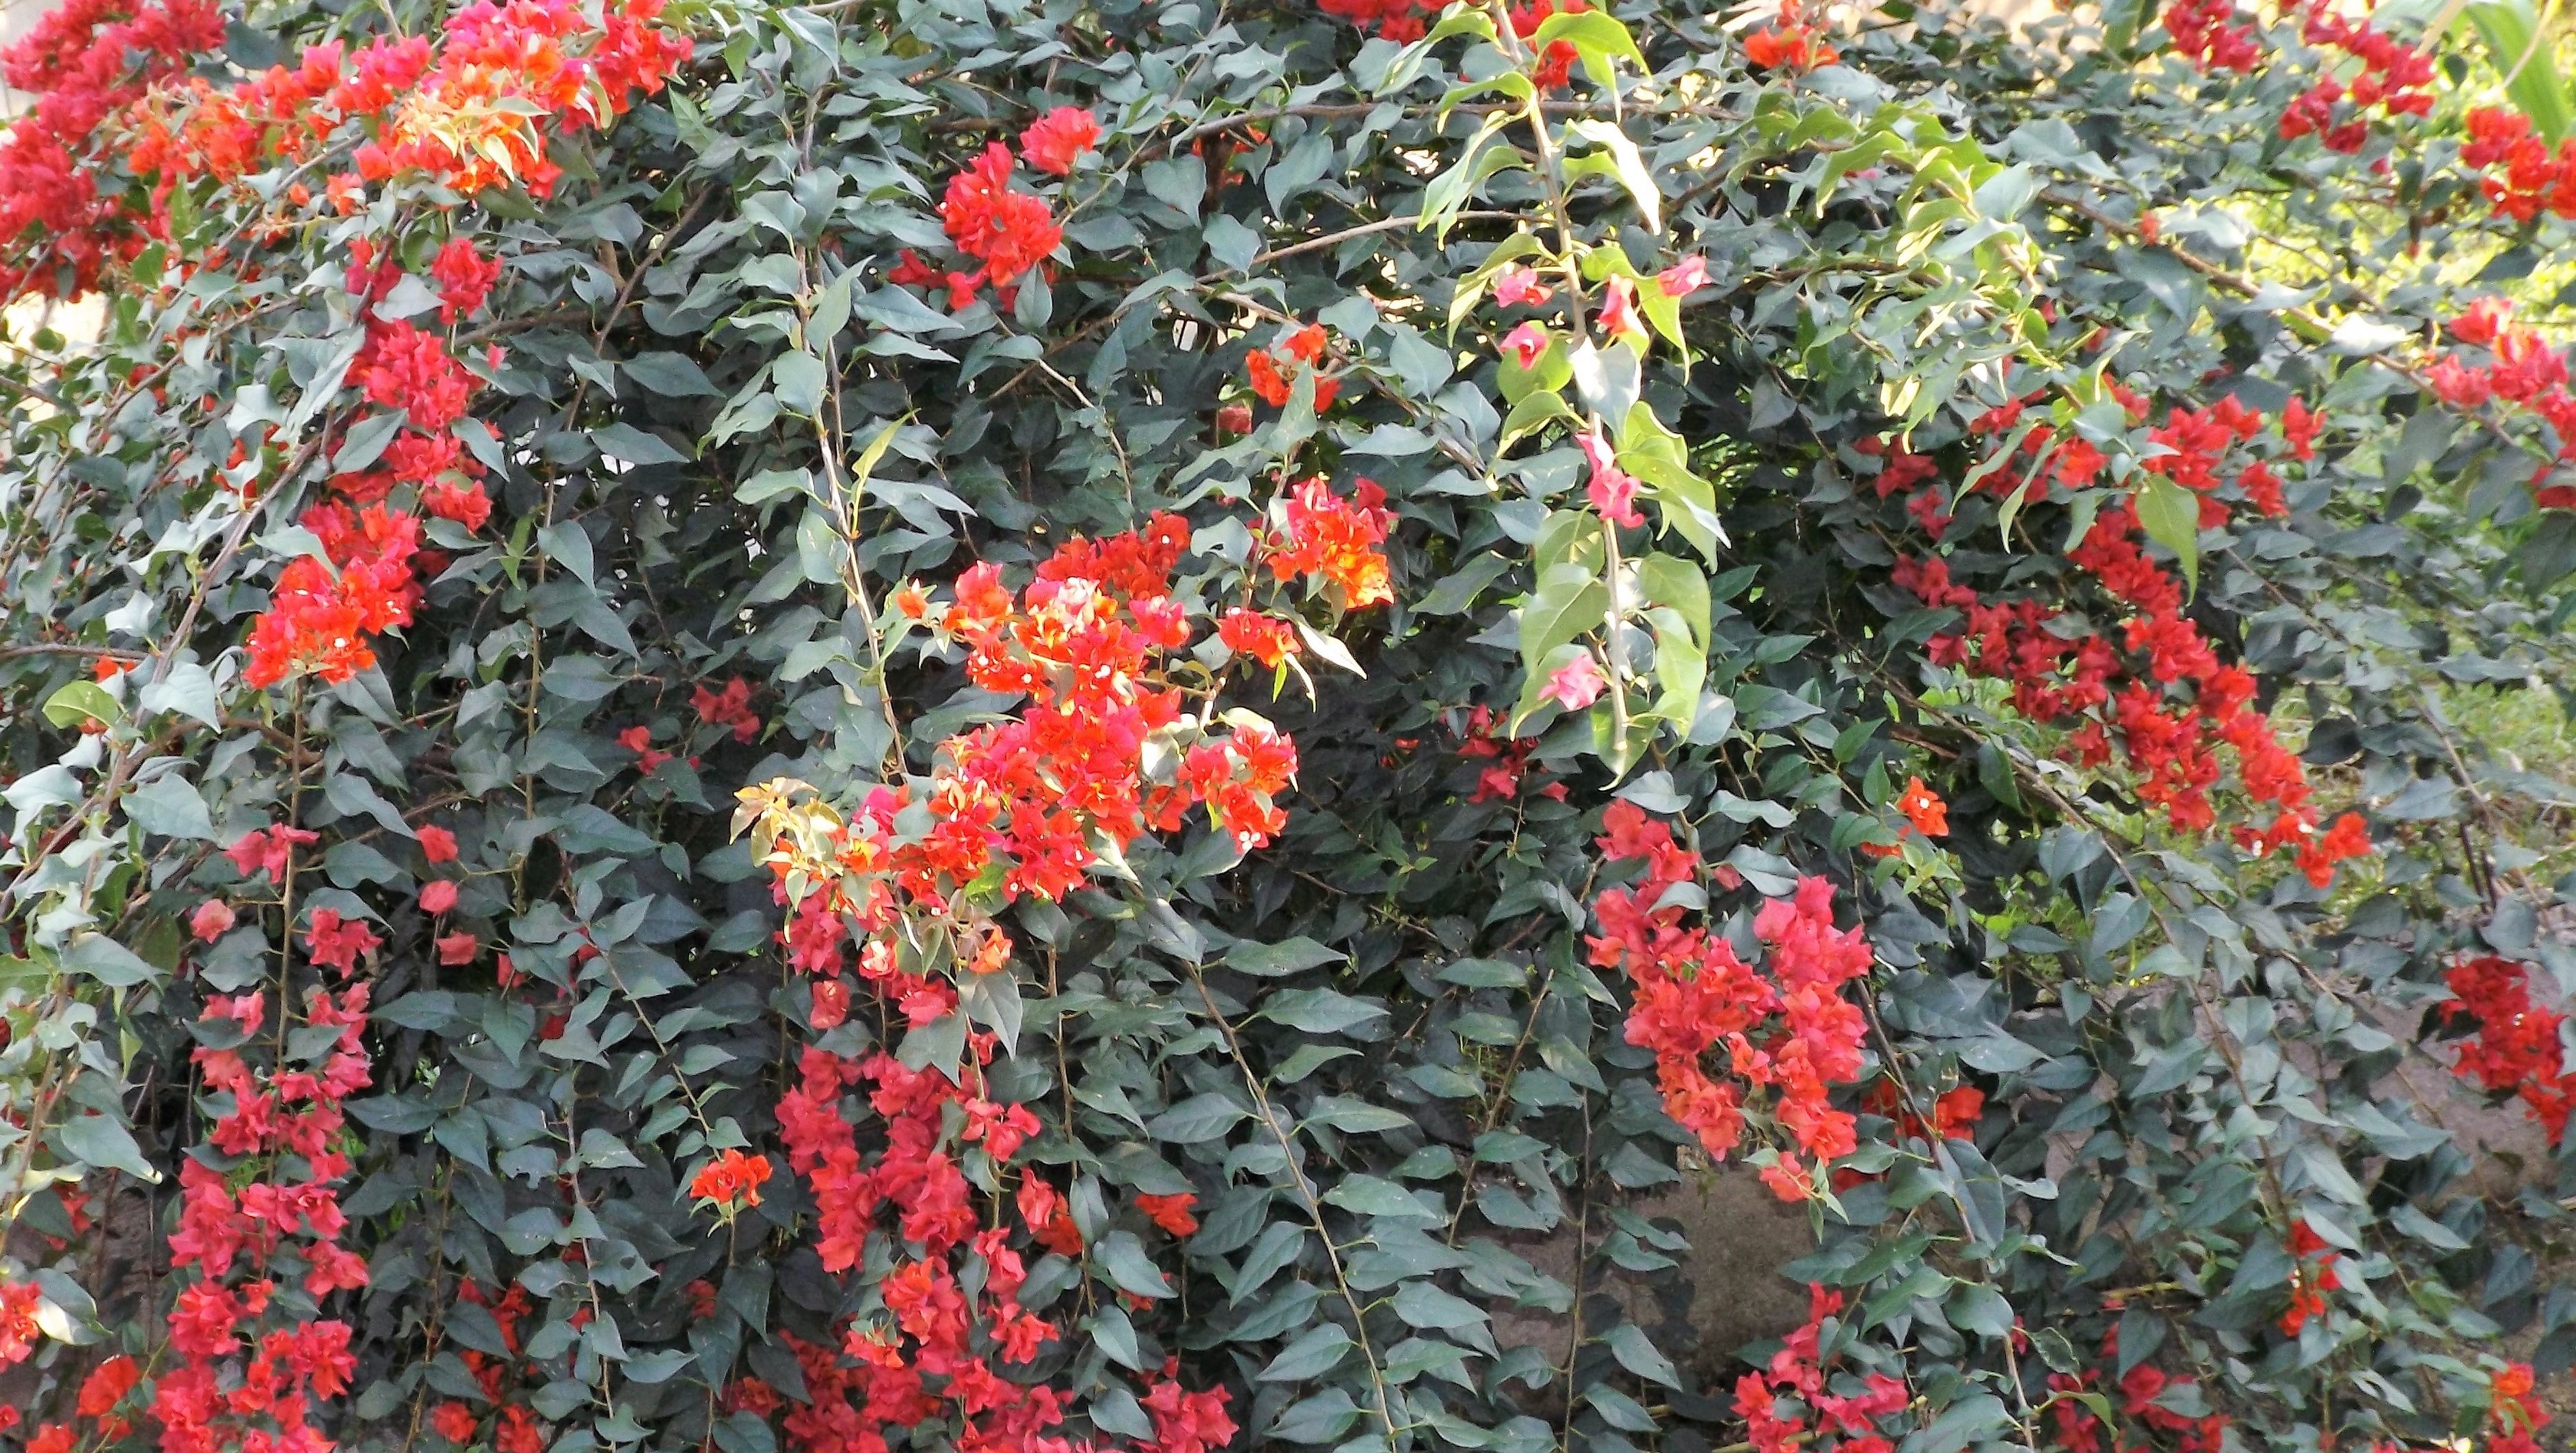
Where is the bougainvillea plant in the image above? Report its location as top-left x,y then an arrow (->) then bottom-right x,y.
14,0 -> 2576,1445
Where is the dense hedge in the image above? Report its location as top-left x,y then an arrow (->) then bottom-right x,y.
8,0 -> 2576,1450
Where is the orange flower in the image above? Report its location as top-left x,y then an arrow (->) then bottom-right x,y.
1137,1191 -> 1198,1237
1896,776 -> 1948,837
690,1150 -> 772,1211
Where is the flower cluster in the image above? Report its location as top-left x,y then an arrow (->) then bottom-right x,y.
2046,1326 -> 2231,1453
2276,0 -> 2434,152
690,1148 -> 773,1212
2487,1361 -> 2552,1453
1244,323 -> 1341,413
129,0 -> 688,204
888,137 -> 1067,311
2442,954 -> 2576,1143
1509,0 -> 1589,90
1856,1080 -> 1981,1146
1883,405 -> 2370,886
1744,0 -> 1840,71
2163,0 -> 2259,72
1263,475 -> 1395,608
2460,107 -> 2576,223
146,826 -> 375,1453
2426,304 -> 2576,507
2280,1219 -> 2342,1335
429,1282 -> 547,1452
241,236 -> 510,691
1735,1287 -> 1909,1453
1859,776 -> 1947,858
1018,106 -> 1100,177
0,0 -> 224,299
732,491 -> 1386,1453
1589,802 -> 1877,1201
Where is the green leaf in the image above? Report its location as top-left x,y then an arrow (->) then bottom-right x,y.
956,968 -> 1023,1053
123,775 -> 213,841
1148,1093 -> 1249,1143
64,934 -> 160,988
1600,1322 -> 1680,1387
2132,474 -> 2200,595
137,664 -> 221,730
1256,988 -> 1390,1036
42,681 -> 118,731
57,1114 -> 159,1182
1517,562 -> 1608,676
1097,1230 -> 1174,1298
1533,9 -> 1648,88
1268,1389 -> 1360,1444
1228,937 -> 1344,977
1566,120 -> 1661,233
1257,1322 -> 1354,1382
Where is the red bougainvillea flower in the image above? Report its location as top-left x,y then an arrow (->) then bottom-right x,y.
189,901 -> 236,942
2163,0 -> 2258,70
940,141 -> 1062,288
1502,321 -> 1551,368
225,824 -> 321,880
418,825 -> 459,863
1578,426 -> 1645,527
1217,609 -> 1300,668
693,677 -> 761,742
690,1150 -> 773,1210
619,724 -> 672,772
1590,804 -> 1877,1199
1019,105 -> 1099,175
423,477 -> 494,532
1896,776 -> 1948,837
418,880 -> 459,916
433,1402 -> 479,1444
1743,0 -> 1840,70
1315,0 -> 1436,40
430,237 -> 503,321
1598,275 -> 1646,342
1263,476 -> 1395,607
2444,954 -> 2576,1143
1136,1192 -> 1198,1237
1659,255 -> 1710,297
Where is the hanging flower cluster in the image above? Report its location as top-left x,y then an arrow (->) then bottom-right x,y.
119,827 -> 375,1453
2441,954 -> 2576,1143
241,247 -> 505,691
1735,1286 -> 1909,1453
1314,0 -> 1436,42
2486,1362 -> 2552,1453
1589,802 -> 1877,1201
127,0 -> 689,203
727,487 -> 1387,1453
1882,400 -> 2372,886
0,0 -> 224,299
